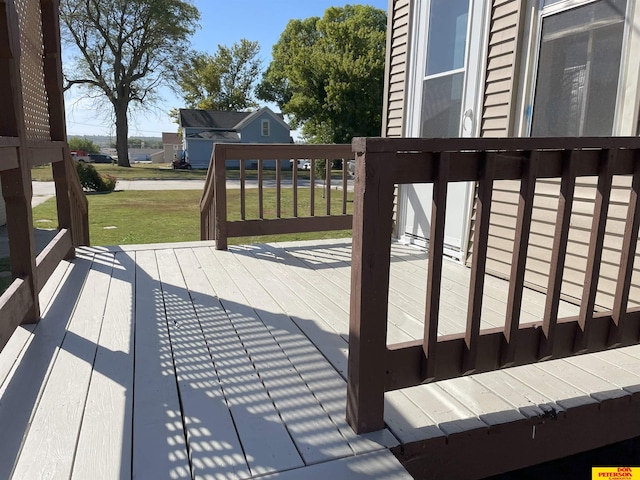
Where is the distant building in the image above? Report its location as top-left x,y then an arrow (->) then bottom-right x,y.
162,132 -> 182,164
179,107 -> 292,169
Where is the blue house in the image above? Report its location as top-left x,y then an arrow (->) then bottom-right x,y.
179,107 -> 292,169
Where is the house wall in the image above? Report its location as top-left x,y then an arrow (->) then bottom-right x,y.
163,143 -> 181,163
383,0 -> 640,310
467,0 -> 640,310
239,111 -> 291,144
185,135 -> 215,169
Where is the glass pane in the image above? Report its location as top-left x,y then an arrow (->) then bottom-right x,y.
421,72 -> 464,137
531,0 -> 626,136
426,0 -> 469,75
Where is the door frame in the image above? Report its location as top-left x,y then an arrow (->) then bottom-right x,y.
398,0 -> 490,261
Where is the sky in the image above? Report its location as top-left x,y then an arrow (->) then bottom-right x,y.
64,0 -> 389,139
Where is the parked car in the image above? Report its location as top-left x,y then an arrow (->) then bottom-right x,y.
88,153 -> 115,164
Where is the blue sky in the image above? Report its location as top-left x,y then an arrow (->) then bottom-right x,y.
64,0 -> 389,138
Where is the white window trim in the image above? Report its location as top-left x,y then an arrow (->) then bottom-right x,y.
261,119 -> 270,137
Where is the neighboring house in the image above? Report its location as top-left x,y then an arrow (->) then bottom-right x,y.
383,0 -> 640,309
162,132 -> 182,163
179,107 -> 292,169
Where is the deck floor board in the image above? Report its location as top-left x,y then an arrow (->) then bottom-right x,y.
2,239 -> 640,478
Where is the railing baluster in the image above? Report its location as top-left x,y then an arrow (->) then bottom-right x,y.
574,149 -> 615,352
463,152 -> 494,374
423,152 -> 448,381
258,159 -> 264,219
326,158 -> 332,216
310,159 -> 315,216
276,158 -> 282,218
240,159 -> 246,220
502,151 -> 537,366
539,149 -> 577,359
342,157 -> 348,215
293,158 -> 298,217
609,150 -> 640,346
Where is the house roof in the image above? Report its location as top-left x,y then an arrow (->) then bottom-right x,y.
179,107 -> 289,131
179,109 -> 252,129
162,132 -> 181,144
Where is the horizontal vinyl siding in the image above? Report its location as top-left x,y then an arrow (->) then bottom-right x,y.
383,0 -> 411,139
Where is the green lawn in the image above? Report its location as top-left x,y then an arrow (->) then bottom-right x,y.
32,188 -> 353,247
31,163 -> 347,182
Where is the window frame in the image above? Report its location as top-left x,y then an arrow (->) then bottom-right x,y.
515,0 -> 640,136
261,119 -> 270,137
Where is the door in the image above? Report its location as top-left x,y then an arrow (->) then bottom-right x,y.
401,0 -> 486,259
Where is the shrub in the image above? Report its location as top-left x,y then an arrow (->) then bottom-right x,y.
74,161 -> 116,192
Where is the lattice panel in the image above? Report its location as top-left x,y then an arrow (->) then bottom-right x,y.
15,0 -> 51,140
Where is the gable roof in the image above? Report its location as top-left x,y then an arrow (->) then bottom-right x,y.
179,107 -> 289,131
179,109 -> 251,129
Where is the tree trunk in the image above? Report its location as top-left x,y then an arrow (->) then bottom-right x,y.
115,99 -> 130,167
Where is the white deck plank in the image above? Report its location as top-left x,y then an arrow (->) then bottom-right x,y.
435,376 -> 526,427
506,363 -> 599,410
218,247 -> 350,378
0,259 -> 70,391
71,252 -> 136,480
566,353 -> 640,395
536,359 -> 633,402
12,252 -> 114,480
156,248 -> 252,480
132,249 -> 191,480
222,245 -> 398,455
259,449 -> 412,479
0,256 -> 90,480
259,242 -> 422,343
201,246 -> 398,454
384,390 -> 447,443
189,247 -> 305,476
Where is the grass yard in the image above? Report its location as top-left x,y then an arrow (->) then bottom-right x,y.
31,163 -> 207,181
32,188 -> 353,247
31,163 -> 347,182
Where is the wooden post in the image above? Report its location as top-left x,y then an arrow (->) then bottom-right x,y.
574,149 -> 614,352
463,152 -> 493,374
347,140 -> 395,434
213,145 -> 228,250
0,0 -> 40,323
502,152 -> 536,366
609,150 -> 640,345
539,149 -> 577,360
423,153 -> 448,381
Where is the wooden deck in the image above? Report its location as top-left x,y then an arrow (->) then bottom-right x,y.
1,239 -> 639,479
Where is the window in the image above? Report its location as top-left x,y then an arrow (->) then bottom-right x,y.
261,120 -> 270,137
528,0 -> 629,136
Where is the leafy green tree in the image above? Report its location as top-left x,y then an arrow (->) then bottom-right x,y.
60,0 -> 200,167
178,39 -> 262,111
68,137 -> 100,153
257,5 -> 387,143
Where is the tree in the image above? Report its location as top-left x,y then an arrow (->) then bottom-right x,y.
178,39 -> 262,111
60,0 -> 200,166
68,137 -> 100,153
257,5 -> 387,144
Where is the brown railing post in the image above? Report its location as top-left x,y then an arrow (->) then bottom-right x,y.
347,140 -> 395,434
213,145 -> 228,250
423,152 -> 448,381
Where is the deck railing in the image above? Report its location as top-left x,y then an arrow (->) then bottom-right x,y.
347,136 -> 640,433
0,0 -> 89,352
201,143 -> 354,250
